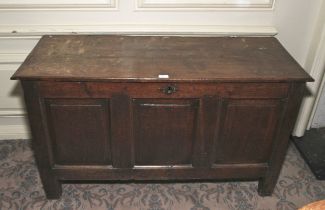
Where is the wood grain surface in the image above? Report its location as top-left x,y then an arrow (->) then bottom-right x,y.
12,35 -> 312,82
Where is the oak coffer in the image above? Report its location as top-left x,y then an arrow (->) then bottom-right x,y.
11,35 -> 313,199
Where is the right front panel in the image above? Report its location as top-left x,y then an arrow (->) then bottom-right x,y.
215,99 -> 285,164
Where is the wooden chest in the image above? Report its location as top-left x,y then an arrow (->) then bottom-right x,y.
11,35 -> 312,199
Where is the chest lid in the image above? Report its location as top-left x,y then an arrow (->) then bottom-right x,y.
11,35 -> 313,82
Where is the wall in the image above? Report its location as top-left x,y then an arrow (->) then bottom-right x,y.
274,0 -> 325,136
0,0 -> 323,139
308,1 -> 325,129
308,25 -> 325,129
0,1 -> 276,35
273,0 -> 322,68
312,85 -> 325,128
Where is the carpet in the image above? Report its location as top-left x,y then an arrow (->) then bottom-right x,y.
0,140 -> 324,210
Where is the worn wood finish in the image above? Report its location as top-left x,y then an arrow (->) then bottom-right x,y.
12,36 -> 313,83
38,82 -> 290,99
214,98 -> 285,164
45,98 -> 111,165
258,83 -> 306,196
53,164 -> 268,180
133,99 -> 198,166
12,35 -> 312,199
21,81 -> 62,199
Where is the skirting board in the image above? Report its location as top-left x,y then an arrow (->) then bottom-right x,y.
0,24 -> 277,37
0,124 -> 30,140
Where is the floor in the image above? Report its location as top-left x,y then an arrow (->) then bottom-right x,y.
0,140 -> 324,210
293,127 -> 325,180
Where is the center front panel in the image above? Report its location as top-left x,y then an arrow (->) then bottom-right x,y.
132,99 -> 199,166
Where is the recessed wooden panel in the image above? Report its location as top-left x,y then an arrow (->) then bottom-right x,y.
132,99 -> 198,166
45,98 -> 111,165
214,99 -> 285,164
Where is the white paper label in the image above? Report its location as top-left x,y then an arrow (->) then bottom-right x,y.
158,74 -> 169,79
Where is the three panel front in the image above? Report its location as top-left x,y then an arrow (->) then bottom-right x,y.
42,83 -> 287,171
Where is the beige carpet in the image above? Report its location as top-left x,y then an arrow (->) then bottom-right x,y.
0,140 -> 324,210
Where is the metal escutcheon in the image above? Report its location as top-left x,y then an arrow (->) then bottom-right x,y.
161,85 -> 177,95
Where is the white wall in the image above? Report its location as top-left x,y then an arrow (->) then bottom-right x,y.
312,85 -> 325,128
0,0 -> 275,34
274,0 -> 325,136
308,2 -> 325,129
274,0 -> 322,68
0,0 -> 323,139
0,37 -> 39,139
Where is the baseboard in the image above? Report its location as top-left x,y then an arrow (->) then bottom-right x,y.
0,124 -> 30,140
0,24 -> 277,37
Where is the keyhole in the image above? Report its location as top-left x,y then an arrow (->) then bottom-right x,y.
167,86 -> 173,93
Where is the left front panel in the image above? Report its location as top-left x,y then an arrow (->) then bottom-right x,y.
44,98 -> 111,166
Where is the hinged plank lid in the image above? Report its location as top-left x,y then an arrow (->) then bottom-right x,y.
11,35 -> 313,82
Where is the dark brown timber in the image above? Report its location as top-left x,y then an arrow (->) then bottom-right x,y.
12,35 -> 312,199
